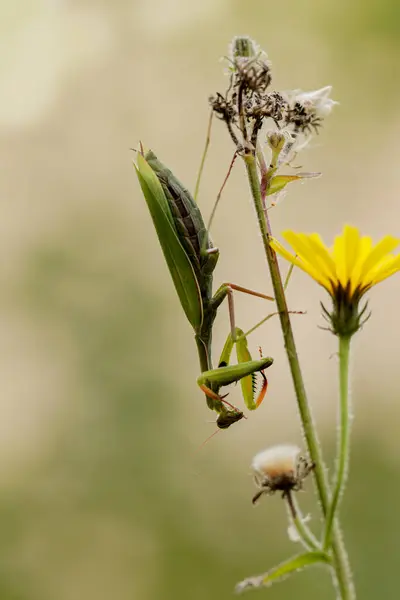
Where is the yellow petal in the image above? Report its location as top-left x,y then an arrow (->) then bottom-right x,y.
333,232 -> 346,287
282,232 -> 335,284
274,226 -> 400,303
308,233 -> 337,279
341,226 -> 361,287
368,254 -> 400,286
359,236 -> 400,284
270,237 -> 332,290
349,235 -> 372,292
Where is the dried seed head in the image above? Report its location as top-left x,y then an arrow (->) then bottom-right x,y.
293,86 -> 338,118
285,101 -> 322,134
251,445 -> 314,504
208,93 -> 237,123
244,91 -> 287,123
212,39 -> 336,152
284,86 -> 338,134
233,55 -> 272,95
252,444 -> 300,480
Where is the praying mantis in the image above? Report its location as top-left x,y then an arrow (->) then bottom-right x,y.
135,147 -> 275,428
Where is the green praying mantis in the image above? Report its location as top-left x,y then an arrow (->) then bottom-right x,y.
134,147 -> 275,428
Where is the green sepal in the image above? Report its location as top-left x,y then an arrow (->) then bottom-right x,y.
135,153 -> 203,330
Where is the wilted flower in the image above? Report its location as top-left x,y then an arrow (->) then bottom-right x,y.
291,85 -> 338,118
282,85 -> 337,136
270,225 -> 400,336
251,445 -> 314,504
211,38 -> 336,153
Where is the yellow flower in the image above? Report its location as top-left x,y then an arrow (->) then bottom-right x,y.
270,225 -> 400,335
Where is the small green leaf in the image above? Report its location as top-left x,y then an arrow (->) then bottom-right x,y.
135,153 -> 203,330
267,172 -> 321,196
235,551 -> 331,594
267,175 -> 302,196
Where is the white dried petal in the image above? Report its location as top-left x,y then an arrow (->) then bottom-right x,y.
292,85 -> 338,117
252,444 -> 301,479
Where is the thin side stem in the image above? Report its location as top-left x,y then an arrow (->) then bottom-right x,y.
243,152 -> 355,599
284,262 -> 296,291
324,335 -> 351,550
205,151 -> 238,245
285,491 -> 319,551
242,310 -> 304,339
194,109 -> 213,202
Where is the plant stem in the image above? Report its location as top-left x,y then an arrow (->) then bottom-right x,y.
243,152 -> 328,504
285,491 -> 319,551
243,152 -> 355,599
284,262 -> 295,291
324,335 -> 351,550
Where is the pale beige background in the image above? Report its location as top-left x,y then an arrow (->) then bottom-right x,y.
0,2 -> 399,599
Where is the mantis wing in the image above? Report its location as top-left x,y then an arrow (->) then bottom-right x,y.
135,153 -> 203,331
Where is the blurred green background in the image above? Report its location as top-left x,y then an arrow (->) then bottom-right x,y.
0,1 -> 399,598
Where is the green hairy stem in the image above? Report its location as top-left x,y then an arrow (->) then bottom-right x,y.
243,153 -> 355,599
324,335 -> 352,549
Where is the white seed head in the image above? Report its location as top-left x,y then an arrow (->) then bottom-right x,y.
252,444 -> 301,480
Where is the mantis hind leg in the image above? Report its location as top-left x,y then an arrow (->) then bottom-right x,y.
212,282 -> 274,341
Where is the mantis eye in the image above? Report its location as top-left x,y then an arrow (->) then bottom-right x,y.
216,410 -> 244,429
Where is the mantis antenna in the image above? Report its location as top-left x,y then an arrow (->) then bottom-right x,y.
194,109 -> 214,202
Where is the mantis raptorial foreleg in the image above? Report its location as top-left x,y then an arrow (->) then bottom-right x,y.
197,328 -> 273,428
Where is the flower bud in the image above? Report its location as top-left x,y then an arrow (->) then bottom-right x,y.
266,131 -> 286,152
230,35 -> 257,59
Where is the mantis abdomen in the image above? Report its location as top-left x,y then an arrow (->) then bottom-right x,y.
145,150 -> 218,283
